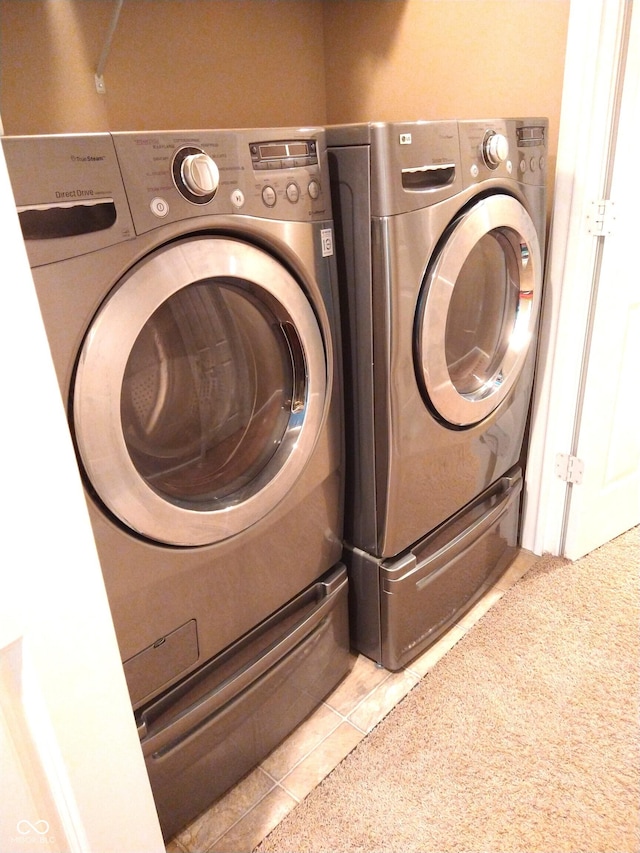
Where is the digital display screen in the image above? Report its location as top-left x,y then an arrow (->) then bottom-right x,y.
517,126 -> 545,147
287,143 -> 309,157
250,140 -> 316,169
259,144 -> 288,159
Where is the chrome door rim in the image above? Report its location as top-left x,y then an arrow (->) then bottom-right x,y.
416,194 -> 542,426
73,236 -> 327,546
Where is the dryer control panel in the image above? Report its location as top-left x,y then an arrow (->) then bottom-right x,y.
112,128 -> 330,235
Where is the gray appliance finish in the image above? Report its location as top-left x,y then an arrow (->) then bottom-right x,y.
327,118 -> 547,670
3,128 -> 350,840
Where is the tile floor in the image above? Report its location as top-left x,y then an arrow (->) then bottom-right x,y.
166,549 -> 538,853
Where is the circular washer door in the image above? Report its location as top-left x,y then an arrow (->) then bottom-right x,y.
73,235 -> 328,546
415,194 -> 542,427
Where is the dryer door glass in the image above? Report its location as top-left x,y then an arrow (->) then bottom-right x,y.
445,229 -> 521,395
120,281 -> 293,505
416,194 -> 541,427
73,236 -> 327,546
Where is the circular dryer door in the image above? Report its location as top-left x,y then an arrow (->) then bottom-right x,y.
73,236 -> 328,546
415,193 -> 542,427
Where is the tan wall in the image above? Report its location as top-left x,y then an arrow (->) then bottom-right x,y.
1,0 -> 568,198
0,0 -> 327,134
323,0 -> 570,203
323,1 -> 568,124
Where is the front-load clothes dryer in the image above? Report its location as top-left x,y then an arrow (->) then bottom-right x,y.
327,118 -> 547,670
3,128 -> 350,840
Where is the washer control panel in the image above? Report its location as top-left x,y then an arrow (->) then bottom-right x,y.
113,128 -> 330,234
458,119 -> 547,188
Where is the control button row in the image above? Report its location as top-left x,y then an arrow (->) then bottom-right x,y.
150,190 -> 247,216
471,160 -> 513,179
520,156 -> 546,173
261,181 -> 320,207
149,181 -> 320,216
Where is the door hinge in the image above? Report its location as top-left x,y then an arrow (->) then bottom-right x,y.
587,199 -> 616,236
555,453 -> 584,484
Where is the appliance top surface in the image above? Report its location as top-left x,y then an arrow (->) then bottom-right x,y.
326,117 -> 548,217
325,117 -> 548,146
2,127 -> 333,267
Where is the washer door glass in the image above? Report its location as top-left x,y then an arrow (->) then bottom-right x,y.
73,236 -> 327,546
415,194 -> 542,427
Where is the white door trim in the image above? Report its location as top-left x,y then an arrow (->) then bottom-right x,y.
521,0 -> 632,556
0,136 -> 164,853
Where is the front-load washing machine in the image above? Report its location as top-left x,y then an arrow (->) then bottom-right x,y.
327,118 -> 547,670
3,127 -> 350,839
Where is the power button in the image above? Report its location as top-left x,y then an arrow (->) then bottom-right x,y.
150,197 -> 169,218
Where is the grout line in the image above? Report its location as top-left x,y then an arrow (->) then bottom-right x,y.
341,671 -> 395,727
328,665 -> 397,720
178,665 -> 415,853
203,778 -> 289,853
258,766 -> 282,787
273,717 -> 362,798
167,838 -> 188,853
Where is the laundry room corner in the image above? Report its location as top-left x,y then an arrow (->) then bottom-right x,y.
5,1 -> 635,851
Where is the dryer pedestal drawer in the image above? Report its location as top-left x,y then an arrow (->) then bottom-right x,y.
346,467 -> 522,671
137,564 -> 351,841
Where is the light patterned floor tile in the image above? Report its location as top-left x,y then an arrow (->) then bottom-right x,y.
174,767 -> 275,852
348,668 -> 419,733
404,623 -> 468,678
209,786 -> 298,853
495,549 -> 538,591
278,720 -> 364,801
323,651 -> 390,717
456,585 -> 505,631
260,702 -> 344,781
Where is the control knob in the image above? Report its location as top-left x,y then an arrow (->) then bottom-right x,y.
181,152 -> 220,197
483,132 -> 509,168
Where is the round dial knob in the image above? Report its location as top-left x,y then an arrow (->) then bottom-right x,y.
180,152 -> 219,197
483,132 -> 509,168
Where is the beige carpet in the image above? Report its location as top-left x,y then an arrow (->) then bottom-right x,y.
256,526 -> 640,853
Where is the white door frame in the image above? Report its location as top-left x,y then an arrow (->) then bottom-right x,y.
522,0 -> 634,556
0,140 -> 164,851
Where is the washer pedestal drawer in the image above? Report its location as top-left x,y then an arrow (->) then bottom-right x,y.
137,563 -> 351,841
346,467 -> 522,671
